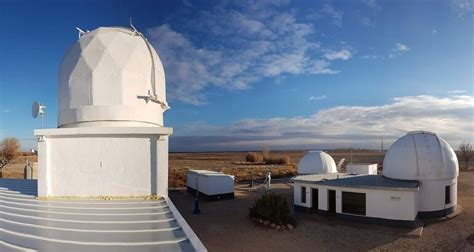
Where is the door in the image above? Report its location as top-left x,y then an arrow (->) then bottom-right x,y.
328,189 -> 336,215
311,188 -> 319,212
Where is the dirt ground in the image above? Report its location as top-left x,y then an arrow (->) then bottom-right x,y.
169,172 -> 474,252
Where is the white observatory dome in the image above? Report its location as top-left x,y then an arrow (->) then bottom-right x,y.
298,150 -> 338,175
383,131 -> 459,181
57,27 -> 168,128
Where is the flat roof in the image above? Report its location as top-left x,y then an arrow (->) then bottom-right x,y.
292,174 -> 419,191
0,178 -> 206,251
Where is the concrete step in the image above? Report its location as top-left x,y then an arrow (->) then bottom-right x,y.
2,219 -> 189,243
0,199 -> 170,214
2,229 -> 194,252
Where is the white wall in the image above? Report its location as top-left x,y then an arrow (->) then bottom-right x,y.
417,178 -> 457,212
36,128 -> 171,197
347,164 -> 377,175
294,182 -> 418,221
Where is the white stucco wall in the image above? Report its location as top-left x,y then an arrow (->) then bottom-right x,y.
293,182 -> 418,221
204,175 -> 234,195
346,164 -> 378,175
35,127 -> 171,197
418,178 -> 457,212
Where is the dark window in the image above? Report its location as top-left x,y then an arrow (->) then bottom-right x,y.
342,192 -> 366,216
445,186 -> 451,204
301,186 -> 306,203
311,188 -> 319,210
328,190 -> 336,214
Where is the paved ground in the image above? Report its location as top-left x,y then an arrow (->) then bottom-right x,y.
170,172 -> 474,251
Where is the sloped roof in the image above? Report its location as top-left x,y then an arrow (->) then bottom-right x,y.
0,179 -> 206,251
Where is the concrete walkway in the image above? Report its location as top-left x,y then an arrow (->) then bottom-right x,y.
0,178 -> 205,252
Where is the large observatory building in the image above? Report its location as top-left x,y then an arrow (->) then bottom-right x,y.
293,131 -> 459,226
36,27 -> 172,197
0,26 -> 206,251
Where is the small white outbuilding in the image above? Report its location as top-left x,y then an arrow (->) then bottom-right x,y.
346,163 -> 378,175
187,170 -> 235,200
298,150 -> 338,174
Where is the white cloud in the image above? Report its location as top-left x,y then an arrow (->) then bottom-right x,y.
2,109 -> 12,113
388,43 -> 410,58
324,49 -> 352,60
309,95 -> 327,100
449,89 -> 467,94
171,95 -> 474,151
363,0 -> 382,11
148,2 -> 351,105
307,4 -> 343,27
432,29 -> 437,34
394,43 -> 410,53
452,0 -> 474,17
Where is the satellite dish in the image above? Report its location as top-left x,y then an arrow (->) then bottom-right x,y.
32,101 -> 46,128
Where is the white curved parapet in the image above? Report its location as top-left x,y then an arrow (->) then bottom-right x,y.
0,179 -> 207,252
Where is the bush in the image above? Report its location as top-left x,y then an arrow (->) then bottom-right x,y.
264,156 -> 290,165
246,152 -> 263,163
249,193 -> 295,226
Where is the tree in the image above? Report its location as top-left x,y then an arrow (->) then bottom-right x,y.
458,142 -> 473,170
0,137 -> 20,171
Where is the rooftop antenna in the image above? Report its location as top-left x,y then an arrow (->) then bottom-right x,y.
32,101 -> 46,128
76,27 -> 86,38
129,17 -> 140,35
337,158 -> 345,170
131,17 -> 169,110
350,148 -> 353,164
381,137 -> 384,154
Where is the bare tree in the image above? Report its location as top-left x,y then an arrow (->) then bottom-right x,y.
0,138 -> 20,176
458,142 -> 473,170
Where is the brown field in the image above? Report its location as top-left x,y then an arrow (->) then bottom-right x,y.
168,151 -> 385,187
2,150 -> 471,186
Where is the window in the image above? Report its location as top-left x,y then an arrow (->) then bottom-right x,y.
301,186 -> 306,203
342,192 -> 366,216
445,185 -> 451,204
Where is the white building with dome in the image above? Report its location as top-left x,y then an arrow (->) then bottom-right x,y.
292,131 -> 459,226
0,26 -> 207,251
35,26 -> 173,197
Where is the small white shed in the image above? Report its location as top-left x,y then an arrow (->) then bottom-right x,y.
346,164 -> 378,175
187,170 -> 235,200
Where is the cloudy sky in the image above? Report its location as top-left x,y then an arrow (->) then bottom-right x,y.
0,0 -> 473,151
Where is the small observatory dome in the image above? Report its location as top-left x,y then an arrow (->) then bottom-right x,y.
298,150 -> 338,175
383,131 -> 459,181
57,27 -> 168,128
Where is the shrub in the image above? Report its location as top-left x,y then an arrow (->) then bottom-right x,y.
246,152 -> 263,163
249,193 -> 295,226
264,156 -> 290,165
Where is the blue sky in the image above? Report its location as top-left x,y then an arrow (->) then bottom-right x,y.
0,0 -> 473,151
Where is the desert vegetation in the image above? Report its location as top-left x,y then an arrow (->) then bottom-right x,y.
458,142 -> 473,170
245,151 -> 290,165
249,193 -> 295,230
